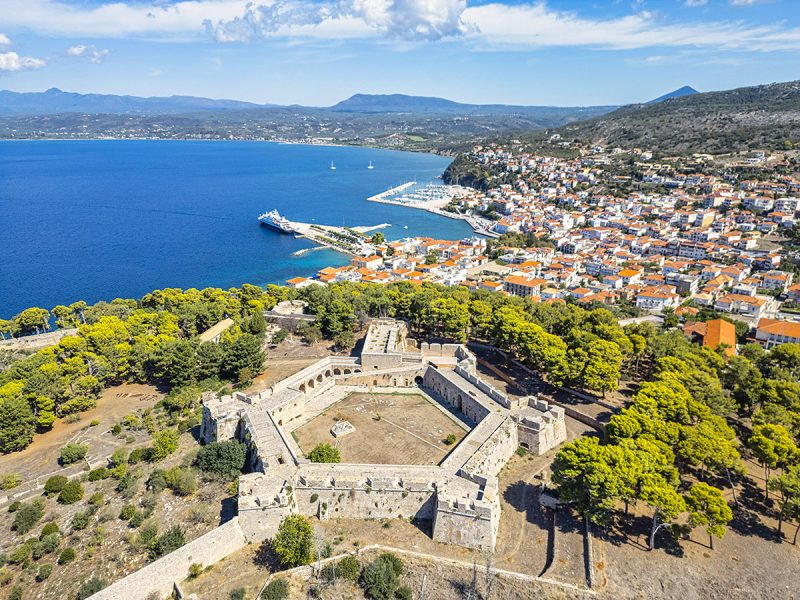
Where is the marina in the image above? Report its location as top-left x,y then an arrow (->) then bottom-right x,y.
367,182 -> 500,237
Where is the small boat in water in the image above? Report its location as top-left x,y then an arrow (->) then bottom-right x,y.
367,161 -> 374,170
258,210 -> 295,234
330,161 -> 336,170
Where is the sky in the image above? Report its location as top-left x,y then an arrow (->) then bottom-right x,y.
0,0 -> 798,106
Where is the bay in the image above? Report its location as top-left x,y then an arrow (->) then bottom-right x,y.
0,140 -> 471,317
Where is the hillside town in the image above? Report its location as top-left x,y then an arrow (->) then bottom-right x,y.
287,143 -> 800,350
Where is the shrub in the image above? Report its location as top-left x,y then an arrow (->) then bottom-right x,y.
58,547 -> 76,565
128,448 -> 145,464
137,522 -> 158,548
40,522 -> 60,538
8,544 -> 32,567
89,492 -> 104,506
147,469 -> 168,492
149,525 -> 185,559
129,511 -> 146,528
273,514 -> 314,568
195,440 -> 247,477
443,434 -> 457,445
88,468 -> 110,481
32,533 -> 60,559
164,467 -> 197,496
36,563 -> 53,582
60,443 -> 88,465
8,501 -> 21,513
310,493 -> 319,503
230,588 -> 246,600
9,586 -> 23,600
188,563 -> 204,578
58,481 -> 84,505
377,553 -> 403,577
394,585 -> 412,600
44,475 -> 69,496
337,555 -> 361,582
71,509 -> 92,531
261,579 -> 289,600
362,555 -> 400,600
111,424 -> 122,436
110,448 -> 128,467
12,499 -> 45,535
76,578 -> 107,600
308,443 -> 341,464
1,473 -> 20,490
89,419 -> 100,427
120,504 -> 137,521
150,429 -> 179,461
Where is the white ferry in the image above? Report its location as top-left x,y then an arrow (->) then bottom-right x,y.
258,210 -> 296,234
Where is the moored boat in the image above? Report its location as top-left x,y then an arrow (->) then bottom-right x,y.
258,210 -> 296,234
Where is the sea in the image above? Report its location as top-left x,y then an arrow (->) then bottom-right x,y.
0,140 -> 474,318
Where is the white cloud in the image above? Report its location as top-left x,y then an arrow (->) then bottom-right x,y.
204,0 -> 469,42
67,44 -> 110,63
1,0 -> 799,52
0,34 -> 11,45
460,3 -> 800,52
730,0 -> 768,5
684,0 -> 708,6
0,51 -> 46,71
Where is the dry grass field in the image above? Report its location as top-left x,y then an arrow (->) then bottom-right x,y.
293,392 -> 467,465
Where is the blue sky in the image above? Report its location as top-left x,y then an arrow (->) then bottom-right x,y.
0,0 -> 798,106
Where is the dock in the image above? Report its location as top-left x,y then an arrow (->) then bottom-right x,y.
289,220 -> 389,256
367,181 -> 417,202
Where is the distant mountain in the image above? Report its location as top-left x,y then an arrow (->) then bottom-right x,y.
648,86 -> 699,104
0,88 -> 266,116
551,80 -> 800,153
330,93 -> 617,119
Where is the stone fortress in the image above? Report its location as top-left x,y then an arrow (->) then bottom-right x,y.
203,318 -> 566,552
90,319 -> 566,599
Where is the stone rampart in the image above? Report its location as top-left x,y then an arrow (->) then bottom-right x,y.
88,519 -> 247,600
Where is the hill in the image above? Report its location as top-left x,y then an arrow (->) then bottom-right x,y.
552,80 -> 800,153
330,93 -> 617,120
648,85 -> 699,104
0,88 -> 266,116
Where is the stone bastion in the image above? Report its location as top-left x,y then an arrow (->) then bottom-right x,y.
90,319 -> 566,599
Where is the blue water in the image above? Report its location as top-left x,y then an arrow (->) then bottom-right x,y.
1,140 -> 470,317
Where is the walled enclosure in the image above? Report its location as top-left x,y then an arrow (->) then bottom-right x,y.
89,319 -> 566,599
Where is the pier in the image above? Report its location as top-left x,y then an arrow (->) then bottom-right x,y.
289,220 -> 389,256
367,181 -> 417,202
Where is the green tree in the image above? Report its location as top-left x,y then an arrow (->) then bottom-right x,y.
12,499 -> 45,535
580,339 -> 622,396
273,514 -> 314,568
195,440 -> 247,477
639,473 -> 686,551
151,429 -> 180,461
308,443 -> 341,464
362,553 -> 403,600
371,232 -> 385,245
222,333 -> 266,380
0,395 -> 37,453
768,463 -> 800,538
748,424 -> 798,498
685,482 -> 733,550
14,307 -> 50,336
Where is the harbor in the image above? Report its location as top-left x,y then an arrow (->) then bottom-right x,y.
260,210 -> 390,257
367,182 -> 500,238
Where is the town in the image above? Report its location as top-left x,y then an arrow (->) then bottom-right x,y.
287,142 -> 800,350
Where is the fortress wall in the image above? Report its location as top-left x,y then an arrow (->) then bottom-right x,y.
422,367 -> 493,424
295,486 -> 437,522
335,365 -> 427,388
432,492 -> 499,551
88,519 -> 247,600
460,418 -> 519,481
